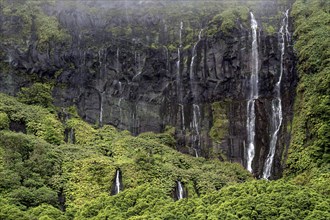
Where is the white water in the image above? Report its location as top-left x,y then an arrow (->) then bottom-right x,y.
177,181 -> 184,200
262,10 -> 289,179
118,97 -> 123,125
191,104 -> 201,157
118,81 -> 122,94
192,104 -> 200,136
179,21 -> 183,47
179,104 -> 185,130
116,48 -> 120,72
69,128 -> 74,144
246,12 -> 259,173
193,148 -> 199,158
99,92 -> 104,125
164,46 -> 169,70
115,170 -> 121,194
176,47 -> 182,104
190,29 -> 203,79
133,53 -> 142,80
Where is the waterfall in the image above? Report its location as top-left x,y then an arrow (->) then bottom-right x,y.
115,170 -> 121,195
179,104 -> 185,130
176,47 -> 181,87
99,92 -> 104,125
190,29 -> 203,84
192,104 -> 201,157
246,12 -> 259,173
177,46 -> 184,128
133,53 -> 142,80
116,48 -> 120,72
262,10 -> 289,179
192,104 -> 200,136
118,81 -> 122,94
69,128 -> 75,144
194,148 -> 199,158
179,21 -> 183,47
177,181 -> 184,200
118,97 -> 123,125
163,46 -> 169,70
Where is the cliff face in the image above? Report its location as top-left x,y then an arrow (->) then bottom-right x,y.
0,0 -> 296,179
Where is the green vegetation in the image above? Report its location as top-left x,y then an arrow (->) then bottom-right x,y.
1,0 -> 70,51
0,0 -> 329,219
0,86 -> 329,218
209,102 -> 229,144
285,0 -> 330,176
17,83 -> 54,109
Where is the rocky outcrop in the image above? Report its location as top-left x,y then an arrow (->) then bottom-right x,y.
0,0 -> 296,179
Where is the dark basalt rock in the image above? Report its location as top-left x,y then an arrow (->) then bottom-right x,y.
0,1 -> 296,179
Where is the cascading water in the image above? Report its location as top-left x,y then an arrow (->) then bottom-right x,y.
177,181 -> 184,200
177,22 -> 184,130
190,29 -> 203,80
262,10 -> 289,179
133,52 -> 142,80
115,169 -> 121,195
179,104 -> 185,130
69,128 -> 75,144
116,48 -> 120,72
192,104 -> 201,157
179,21 -> 183,47
99,91 -> 104,125
246,12 -> 259,173
118,97 -> 123,125
189,30 -> 203,157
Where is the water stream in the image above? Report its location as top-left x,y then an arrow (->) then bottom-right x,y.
262,9 -> 289,179
177,181 -> 184,200
115,170 -> 121,195
246,12 -> 259,173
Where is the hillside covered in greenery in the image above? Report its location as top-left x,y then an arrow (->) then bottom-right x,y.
0,0 -> 329,219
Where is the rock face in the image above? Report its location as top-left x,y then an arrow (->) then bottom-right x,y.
0,0 -> 296,179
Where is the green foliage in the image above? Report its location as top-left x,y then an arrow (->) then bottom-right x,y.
1,0 -> 70,50
72,179 -> 330,219
35,13 -> 70,49
0,93 -> 64,145
263,23 -> 276,34
66,118 -> 96,145
207,6 -> 249,36
17,83 -> 54,109
0,0 -> 328,218
0,132 -> 62,208
209,102 -> 229,144
286,0 -> 330,175
0,112 -> 10,130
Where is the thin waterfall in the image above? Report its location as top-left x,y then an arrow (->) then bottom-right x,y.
262,10 -> 289,179
115,170 -> 121,195
177,23 -> 184,129
118,81 -> 122,94
69,128 -> 75,144
194,148 -> 199,158
99,91 -> 104,126
192,104 -> 201,157
133,53 -> 142,80
190,29 -> 203,80
179,21 -> 183,47
163,46 -> 169,70
176,48 -> 182,102
246,12 -> 259,173
177,181 -> 184,200
179,104 -> 185,130
116,48 -> 120,72
189,30 -> 203,157
118,97 -> 123,125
